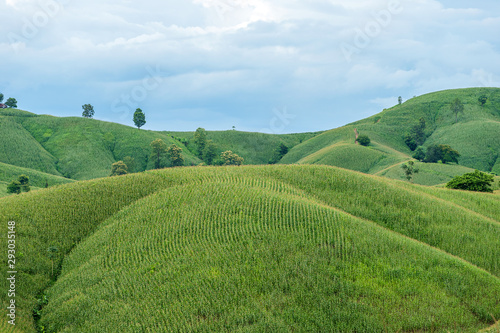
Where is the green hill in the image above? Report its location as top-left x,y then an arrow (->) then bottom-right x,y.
280,88 -> 500,185
1,165 -> 499,332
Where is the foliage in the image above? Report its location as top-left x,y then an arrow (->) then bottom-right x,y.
202,140 -> 217,165
122,156 -> 136,173
450,98 -> 464,123
446,170 -> 494,193
133,108 -> 146,129
268,142 -> 289,164
0,93 -> 3,103
194,127 -> 207,158
424,144 -> 460,164
357,134 -> 370,146
412,147 -> 426,161
478,95 -> 488,106
150,139 -> 168,169
6,180 -> 21,194
404,118 -> 426,151
401,160 -> 419,182
167,144 -> 184,167
221,150 -> 244,166
110,161 -> 128,176
6,175 -> 30,194
398,96 -> 402,105
5,97 -> 17,108
81,104 -> 95,118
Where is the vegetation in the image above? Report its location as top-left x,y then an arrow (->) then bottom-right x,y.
110,161 -> 128,176
404,117 -> 427,151
193,127 -> 207,158
221,150 -> 244,165
478,95 -> 488,106
150,139 -> 168,169
81,104 -> 95,118
202,140 -> 217,165
446,170 -> 495,193
6,174 -> 30,194
357,134 -> 370,146
401,160 -> 419,182
0,165 -> 499,332
5,97 -> 17,108
0,92 -> 3,103
268,142 -> 289,164
133,108 -> 146,129
450,98 -> 464,123
424,144 -> 460,164
166,144 -> 184,167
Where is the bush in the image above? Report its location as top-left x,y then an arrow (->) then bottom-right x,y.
446,170 -> 494,193
357,135 -> 370,146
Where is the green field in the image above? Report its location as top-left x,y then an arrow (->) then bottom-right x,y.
1,165 -> 499,332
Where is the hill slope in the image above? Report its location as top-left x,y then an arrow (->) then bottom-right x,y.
1,165 -> 499,332
280,88 -> 500,185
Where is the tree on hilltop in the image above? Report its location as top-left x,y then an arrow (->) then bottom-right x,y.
6,97 -> 17,108
0,93 -> 3,103
82,104 -> 95,118
133,108 -> 146,129
450,98 -> 464,123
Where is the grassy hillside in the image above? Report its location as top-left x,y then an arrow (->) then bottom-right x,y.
169,130 -> 319,165
281,88 -> 500,185
0,161 -> 75,198
1,165 -> 499,332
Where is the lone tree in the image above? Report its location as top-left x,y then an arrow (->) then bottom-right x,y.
221,151 -> 244,166
401,161 -> 419,183
82,104 -> 95,118
478,95 -> 488,106
450,98 -> 464,123
398,96 -> 403,105
357,135 -> 371,146
150,139 -> 168,169
0,93 -> 3,103
446,170 -> 494,193
194,127 -> 207,158
5,97 -> 17,108
133,108 -> 146,129
167,144 -> 184,167
110,161 -> 128,176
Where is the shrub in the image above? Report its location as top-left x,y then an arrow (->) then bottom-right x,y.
446,170 -> 494,192
357,135 -> 370,146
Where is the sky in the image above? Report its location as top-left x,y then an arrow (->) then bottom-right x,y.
1,0 -> 500,133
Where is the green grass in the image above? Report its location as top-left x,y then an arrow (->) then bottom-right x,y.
169,130 -> 319,165
0,161 -> 74,197
1,165 -> 499,332
282,87 -> 500,184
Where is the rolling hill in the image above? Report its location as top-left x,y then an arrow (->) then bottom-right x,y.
0,87 -> 499,195
0,165 -> 499,332
280,87 -> 500,185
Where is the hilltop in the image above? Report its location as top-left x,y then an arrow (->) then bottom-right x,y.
280,88 -> 500,185
0,165 -> 499,332
0,87 -> 499,196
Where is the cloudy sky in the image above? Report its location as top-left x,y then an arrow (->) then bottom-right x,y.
1,0 -> 499,133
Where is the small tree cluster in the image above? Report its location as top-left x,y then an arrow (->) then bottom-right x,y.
167,144 -> 184,167
446,170 -> 494,193
357,135 -> 371,146
413,144 -> 460,164
478,95 -> 488,106
150,139 -> 184,168
7,175 -> 30,194
0,93 -> 18,108
221,151 -> 243,166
